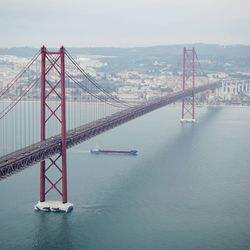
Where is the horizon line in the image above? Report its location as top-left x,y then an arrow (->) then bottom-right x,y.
1,42 -> 250,50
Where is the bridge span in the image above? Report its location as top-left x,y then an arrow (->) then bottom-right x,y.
0,81 -> 221,180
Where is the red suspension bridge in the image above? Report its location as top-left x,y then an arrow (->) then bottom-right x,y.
0,46 -> 221,211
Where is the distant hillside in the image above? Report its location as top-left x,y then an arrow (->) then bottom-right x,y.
0,44 -> 250,58
0,44 -> 249,73
0,47 -> 38,57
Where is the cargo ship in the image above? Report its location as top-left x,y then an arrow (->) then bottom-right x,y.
91,148 -> 138,155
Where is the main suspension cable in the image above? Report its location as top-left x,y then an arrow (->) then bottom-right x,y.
65,50 -> 132,108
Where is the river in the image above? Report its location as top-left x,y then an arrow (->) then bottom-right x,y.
0,106 -> 250,249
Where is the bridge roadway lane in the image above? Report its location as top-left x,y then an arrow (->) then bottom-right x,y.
0,82 -> 221,180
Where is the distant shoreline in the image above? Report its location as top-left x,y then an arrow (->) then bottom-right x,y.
167,103 -> 250,108
0,99 -> 249,108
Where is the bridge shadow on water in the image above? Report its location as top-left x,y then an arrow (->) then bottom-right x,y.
101,107 -> 223,202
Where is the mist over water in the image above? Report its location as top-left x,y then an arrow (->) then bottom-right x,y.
0,106 -> 250,249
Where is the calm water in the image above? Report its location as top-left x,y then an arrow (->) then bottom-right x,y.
0,106 -> 250,249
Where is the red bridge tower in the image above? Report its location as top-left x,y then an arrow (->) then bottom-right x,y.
181,47 -> 196,123
35,46 -> 73,212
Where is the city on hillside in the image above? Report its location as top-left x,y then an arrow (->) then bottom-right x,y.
0,44 -> 250,105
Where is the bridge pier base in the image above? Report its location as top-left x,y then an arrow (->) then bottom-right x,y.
35,200 -> 73,213
180,118 -> 196,123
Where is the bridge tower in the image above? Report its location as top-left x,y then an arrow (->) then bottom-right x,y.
35,46 -> 73,212
180,47 -> 196,123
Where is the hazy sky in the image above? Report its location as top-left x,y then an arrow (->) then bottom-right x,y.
0,0 -> 249,47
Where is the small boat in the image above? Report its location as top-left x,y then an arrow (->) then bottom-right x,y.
91,148 -> 138,155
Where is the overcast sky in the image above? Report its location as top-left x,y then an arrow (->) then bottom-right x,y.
0,0 -> 249,47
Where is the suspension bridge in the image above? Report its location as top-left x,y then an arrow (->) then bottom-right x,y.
0,46 -> 221,212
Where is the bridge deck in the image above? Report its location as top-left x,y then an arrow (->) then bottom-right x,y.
0,82 -> 221,180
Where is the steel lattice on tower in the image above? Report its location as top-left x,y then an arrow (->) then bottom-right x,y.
36,46 -> 73,212
181,47 -> 196,123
